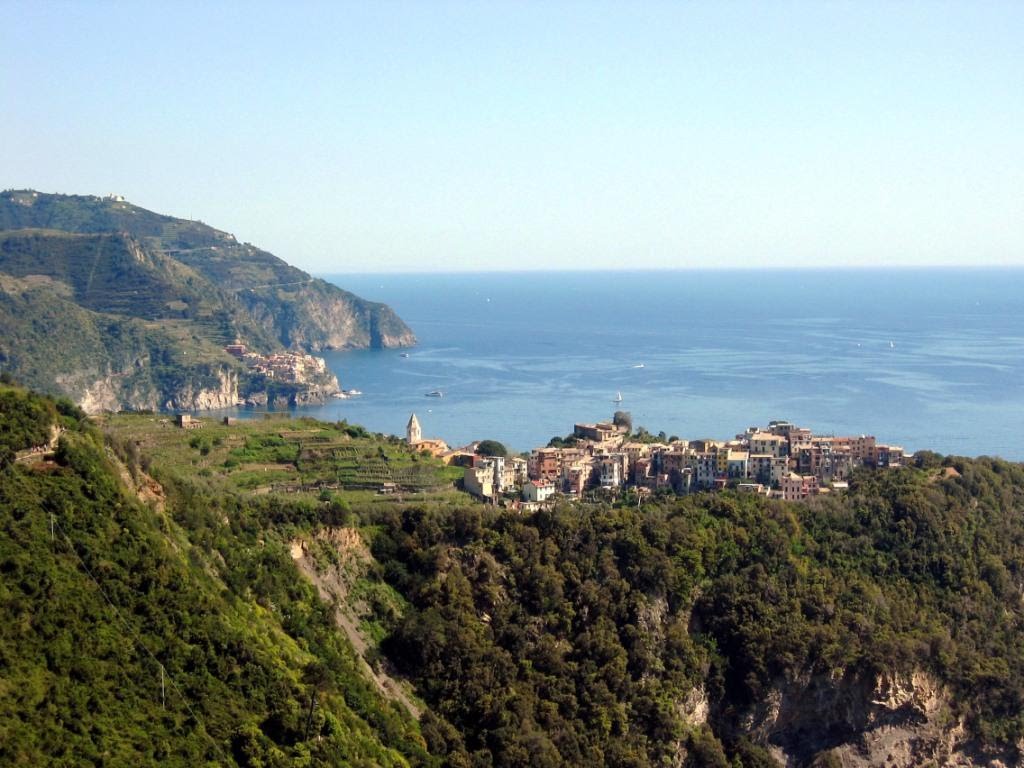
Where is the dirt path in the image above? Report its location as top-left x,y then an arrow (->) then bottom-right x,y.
291,536 -> 422,720
14,425 -> 64,464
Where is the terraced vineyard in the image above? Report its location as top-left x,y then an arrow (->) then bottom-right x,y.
103,413 -> 463,501
293,444 -> 453,491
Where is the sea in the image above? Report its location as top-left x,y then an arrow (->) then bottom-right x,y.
259,269 -> 1024,460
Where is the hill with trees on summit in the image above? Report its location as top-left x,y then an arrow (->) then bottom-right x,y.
0,190 -> 415,413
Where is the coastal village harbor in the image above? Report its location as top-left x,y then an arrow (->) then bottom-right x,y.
405,412 -> 907,510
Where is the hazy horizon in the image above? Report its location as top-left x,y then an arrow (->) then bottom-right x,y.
317,264 -> 1024,276
4,2 -> 1021,273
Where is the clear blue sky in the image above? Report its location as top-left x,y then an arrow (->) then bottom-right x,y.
3,1 -> 1021,272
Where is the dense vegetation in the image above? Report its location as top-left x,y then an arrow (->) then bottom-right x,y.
475,440 -> 508,458
2,387 -> 1023,766
367,464 -> 1024,766
0,388 -> 433,766
0,386 -> 58,455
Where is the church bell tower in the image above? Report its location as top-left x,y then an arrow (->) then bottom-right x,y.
406,413 -> 421,444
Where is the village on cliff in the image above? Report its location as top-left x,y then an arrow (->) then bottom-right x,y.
406,413 -> 906,512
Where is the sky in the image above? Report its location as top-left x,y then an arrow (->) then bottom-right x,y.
2,1 -> 1022,273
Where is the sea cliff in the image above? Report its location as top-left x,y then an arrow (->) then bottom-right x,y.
0,189 -> 413,411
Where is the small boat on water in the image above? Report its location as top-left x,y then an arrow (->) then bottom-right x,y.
425,390 -> 444,398
400,352 -> 410,358
632,363 -> 645,369
343,389 -> 363,396
613,391 -> 623,404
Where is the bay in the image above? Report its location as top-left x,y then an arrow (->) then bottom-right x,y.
288,269 -> 1023,459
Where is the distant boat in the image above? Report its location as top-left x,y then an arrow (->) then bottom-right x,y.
425,390 -> 444,398
632,363 -> 645,369
889,341 -> 895,349
342,389 -> 362,396
400,352 -> 410,358
613,391 -> 623,404
332,392 -> 349,399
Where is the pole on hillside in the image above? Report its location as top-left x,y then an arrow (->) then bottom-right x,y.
304,692 -> 317,741
161,665 -> 166,710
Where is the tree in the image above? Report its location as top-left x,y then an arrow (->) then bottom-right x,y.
613,411 -> 633,432
547,435 -> 578,449
476,440 -> 508,457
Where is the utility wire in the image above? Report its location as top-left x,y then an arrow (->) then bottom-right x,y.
50,513 -> 230,762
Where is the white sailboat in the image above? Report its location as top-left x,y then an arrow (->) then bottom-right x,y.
613,391 -> 623,404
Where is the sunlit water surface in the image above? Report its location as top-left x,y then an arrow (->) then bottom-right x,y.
235,270 -> 1024,459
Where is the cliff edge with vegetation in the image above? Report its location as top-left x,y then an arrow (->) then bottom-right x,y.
0,190 -> 415,412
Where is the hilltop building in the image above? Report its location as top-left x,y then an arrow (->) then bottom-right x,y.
406,413 -> 422,444
406,413 -> 448,457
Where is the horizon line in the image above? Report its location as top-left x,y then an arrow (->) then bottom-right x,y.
315,264 -> 1024,276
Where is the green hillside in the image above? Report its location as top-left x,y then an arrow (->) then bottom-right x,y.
0,190 -> 415,411
2,387 -> 1022,766
0,386 -> 434,766
373,462 -> 1024,766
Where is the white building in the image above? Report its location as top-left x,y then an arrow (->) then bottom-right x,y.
523,480 -> 556,503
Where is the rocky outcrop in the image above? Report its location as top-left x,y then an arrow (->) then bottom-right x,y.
679,686 -> 710,728
71,366 -> 241,414
79,376 -> 126,414
238,279 -> 416,351
290,528 -> 422,719
717,668 -> 1019,767
72,364 -> 343,414
161,369 -> 240,411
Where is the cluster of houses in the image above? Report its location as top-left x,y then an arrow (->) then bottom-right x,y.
407,412 -> 907,510
225,343 -> 328,384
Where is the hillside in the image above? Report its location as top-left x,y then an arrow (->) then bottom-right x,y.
3,388 -> 1023,766
0,190 -> 415,412
0,387 -> 434,766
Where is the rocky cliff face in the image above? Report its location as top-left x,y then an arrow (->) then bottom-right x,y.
160,369 -> 241,411
237,279 -> 417,351
74,367 -> 241,414
713,668 -> 1018,767
72,363 -> 342,415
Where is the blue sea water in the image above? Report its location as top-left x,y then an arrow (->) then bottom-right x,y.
291,270 -> 1023,460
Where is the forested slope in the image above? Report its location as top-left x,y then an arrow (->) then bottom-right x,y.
0,386 -> 432,767
369,461 -> 1024,766
2,385 -> 1023,767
